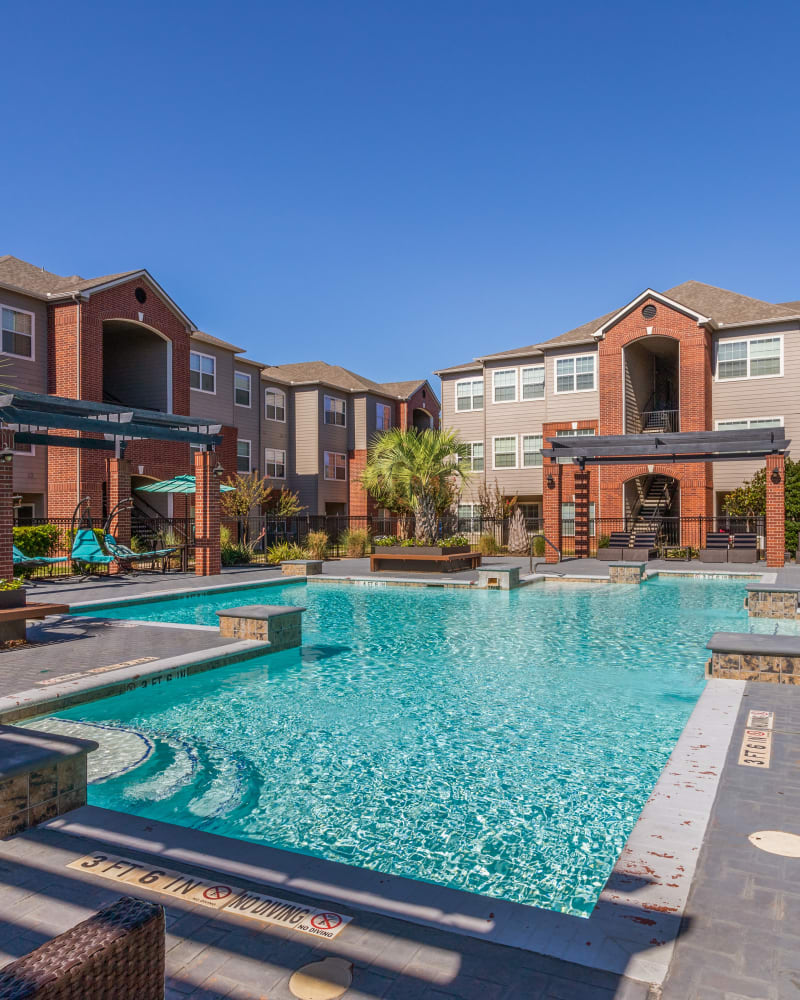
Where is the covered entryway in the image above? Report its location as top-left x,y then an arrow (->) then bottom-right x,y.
102,319 -> 171,412
623,335 -> 679,433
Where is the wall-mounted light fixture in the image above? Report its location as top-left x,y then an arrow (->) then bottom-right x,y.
771,467 -> 782,485
212,462 -> 225,478
546,473 -> 555,489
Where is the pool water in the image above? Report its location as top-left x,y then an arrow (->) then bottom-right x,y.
45,577 -> 790,915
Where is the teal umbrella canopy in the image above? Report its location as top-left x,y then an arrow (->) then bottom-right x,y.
136,474 -> 235,494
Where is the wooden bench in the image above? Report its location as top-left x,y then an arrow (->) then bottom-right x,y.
369,552 -> 482,573
0,602 -> 69,642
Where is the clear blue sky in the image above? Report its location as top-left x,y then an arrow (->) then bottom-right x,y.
4,1 -> 800,389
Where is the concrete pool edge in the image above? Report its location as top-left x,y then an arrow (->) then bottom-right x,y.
38,679 -> 744,987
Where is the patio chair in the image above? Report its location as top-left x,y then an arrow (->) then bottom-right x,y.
597,531 -> 631,561
102,534 -> 179,574
700,532 -> 729,563
628,531 -> 658,561
12,544 -> 69,570
729,532 -> 758,563
70,528 -> 114,570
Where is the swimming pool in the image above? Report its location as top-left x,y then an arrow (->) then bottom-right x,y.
37,577 -> 786,916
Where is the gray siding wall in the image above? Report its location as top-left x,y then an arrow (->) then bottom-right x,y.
0,289 -> 48,499
188,341 -> 235,425
232,361 -> 261,472
711,323 -> 800,492
318,392 -> 350,511
261,380 -> 291,484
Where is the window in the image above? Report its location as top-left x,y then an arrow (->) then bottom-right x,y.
376,402 -> 392,431
554,426 -> 595,463
463,441 -> 484,472
190,351 -> 215,393
234,372 -> 251,407
518,502 -> 540,521
265,387 -> 286,422
716,416 -> 783,431
561,502 -> 596,535
457,503 -> 481,527
493,369 -> 517,403
1,307 -> 33,359
236,440 -> 251,474
324,451 -> 347,481
493,435 -> 517,469
324,396 -> 346,426
455,377 -> 484,411
555,354 -> 596,393
522,433 -> 543,467
521,365 -> 545,400
717,336 -> 782,380
265,448 -> 286,479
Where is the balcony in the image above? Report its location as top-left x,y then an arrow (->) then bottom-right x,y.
640,409 -> 679,433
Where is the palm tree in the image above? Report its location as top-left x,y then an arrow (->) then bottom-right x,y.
362,428 -> 471,542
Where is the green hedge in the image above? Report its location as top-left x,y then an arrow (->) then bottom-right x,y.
13,524 -> 61,557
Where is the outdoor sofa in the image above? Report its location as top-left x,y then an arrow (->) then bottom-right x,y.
597,531 -> 631,561
729,532 -> 758,563
700,532 -> 729,563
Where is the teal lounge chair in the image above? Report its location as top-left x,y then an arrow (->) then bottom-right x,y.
13,544 -> 68,569
71,528 -> 114,569
103,533 -> 178,573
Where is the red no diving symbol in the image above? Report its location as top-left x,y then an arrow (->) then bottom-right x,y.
203,885 -> 232,901
310,912 -> 342,930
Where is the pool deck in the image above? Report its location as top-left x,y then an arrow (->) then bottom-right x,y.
1,561 -> 799,996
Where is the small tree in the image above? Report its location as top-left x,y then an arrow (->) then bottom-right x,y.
268,487 -> 305,518
477,480 -> 517,520
722,457 -> 800,552
221,473 -> 274,546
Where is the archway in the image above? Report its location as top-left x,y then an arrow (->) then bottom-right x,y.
622,472 -> 680,546
102,319 -> 172,412
622,335 -> 679,433
412,407 -> 433,431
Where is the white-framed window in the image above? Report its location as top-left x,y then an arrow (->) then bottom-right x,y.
554,354 -> 596,393
463,441 -> 484,472
455,377 -> 484,411
716,416 -> 784,431
324,395 -> 346,426
236,439 -> 251,474
492,368 -> 517,403
521,364 -> 545,400
554,426 -> 596,463
561,501 -> 596,536
1,306 -> 34,360
518,502 -> 540,521
522,433 -> 543,467
265,386 -> 286,422
190,351 -> 216,393
265,447 -> 286,479
376,402 -> 392,431
457,502 -> 481,525
717,336 -> 782,380
324,451 -> 347,481
234,371 -> 251,407
493,435 -> 518,469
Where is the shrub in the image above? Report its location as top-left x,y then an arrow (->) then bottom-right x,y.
221,543 -> 252,566
478,533 -> 501,555
340,528 -> 369,558
374,535 -> 398,547
13,524 -> 61,558
400,538 -> 416,547
220,523 -> 233,546
267,541 -> 307,565
597,534 -> 610,551
305,530 -> 329,560
532,535 -> 545,557
0,577 -> 24,590
440,535 -> 468,548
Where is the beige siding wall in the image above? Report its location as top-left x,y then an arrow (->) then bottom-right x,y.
353,395 -> 368,451
1,289 -> 48,499
440,372 -> 485,504
711,323 -> 800,492
543,344 -> 600,423
293,388 -> 319,511
483,358 -> 547,496
188,340 -> 235,425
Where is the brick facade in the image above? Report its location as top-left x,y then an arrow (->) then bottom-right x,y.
194,449 -> 220,576
0,431 -> 14,581
766,454 -> 785,568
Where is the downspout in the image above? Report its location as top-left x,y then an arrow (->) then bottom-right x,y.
72,292 -> 82,508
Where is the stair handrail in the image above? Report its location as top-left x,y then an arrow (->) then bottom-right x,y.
528,532 -> 561,574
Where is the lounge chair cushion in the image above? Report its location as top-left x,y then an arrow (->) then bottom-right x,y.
72,528 -> 114,565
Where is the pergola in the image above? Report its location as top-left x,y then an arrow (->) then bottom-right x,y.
0,390 -> 226,578
541,427 -> 790,568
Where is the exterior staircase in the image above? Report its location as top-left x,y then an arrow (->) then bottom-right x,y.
631,475 -> 674,534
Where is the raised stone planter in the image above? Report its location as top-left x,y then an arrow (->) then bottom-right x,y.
374,545 -> 471,556
707,632 -> 800,683
477,566 -> 521,590
216,604 -> 305,651
281,559 -> 323,577
0,724 -> 97,838
609,561 -> 646,584
745,584 -> 799,619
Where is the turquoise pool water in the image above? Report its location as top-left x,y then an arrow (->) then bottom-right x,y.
50,577 -> 786,915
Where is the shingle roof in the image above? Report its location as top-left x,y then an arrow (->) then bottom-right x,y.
191,330 -> 245,354
377,379 -> 425,396
434,360 -> 487,375
0,255 -> 139,298
259,361 -> 429,398
663,281 -> 797,326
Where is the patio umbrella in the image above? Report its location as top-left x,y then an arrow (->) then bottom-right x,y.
136,474 -> 235,494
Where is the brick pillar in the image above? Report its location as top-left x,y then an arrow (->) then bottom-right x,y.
0,431 -> 13,582
766,454 -> 785,569
574,468 -> 590,558
107,458 -> 132,575
195,449 -> 221,577
543,462 -> 563,564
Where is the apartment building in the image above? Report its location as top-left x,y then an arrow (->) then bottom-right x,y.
0,255 -> 438,520
436,281 -> 800,525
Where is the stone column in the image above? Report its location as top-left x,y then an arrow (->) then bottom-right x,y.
195,449 -> 221,577
0,430 -> 13,582
542,461 -> 562,564
766,453 -> 785,569
574,468 -> 590,559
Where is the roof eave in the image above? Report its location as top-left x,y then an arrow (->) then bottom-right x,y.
591,288 -> 711,340
713,315 -> 800,332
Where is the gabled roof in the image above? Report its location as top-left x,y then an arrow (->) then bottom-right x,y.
663,281 -> 797,326
433,360 -> 483,376
191,330 -> 246,354
259,361 -> 434,400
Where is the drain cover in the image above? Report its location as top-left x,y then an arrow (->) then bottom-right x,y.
748,830 -> 800,857
289,958 -> 353,1000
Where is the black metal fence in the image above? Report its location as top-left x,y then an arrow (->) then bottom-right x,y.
561,515 -> 767,558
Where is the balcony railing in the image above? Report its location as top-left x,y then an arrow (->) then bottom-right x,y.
640,409 -> 679,433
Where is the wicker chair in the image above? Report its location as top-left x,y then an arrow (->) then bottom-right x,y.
0,896 -> 164,999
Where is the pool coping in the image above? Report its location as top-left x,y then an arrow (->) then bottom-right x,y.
35,678 -> 744,987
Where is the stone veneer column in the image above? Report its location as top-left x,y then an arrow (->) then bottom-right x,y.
543,462 -> 563,564
766,453 -> 785,569
194,449 -> 221,577
0,431 -> 13,582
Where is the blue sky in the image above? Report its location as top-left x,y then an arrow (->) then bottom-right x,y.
4,1 -> 800,389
